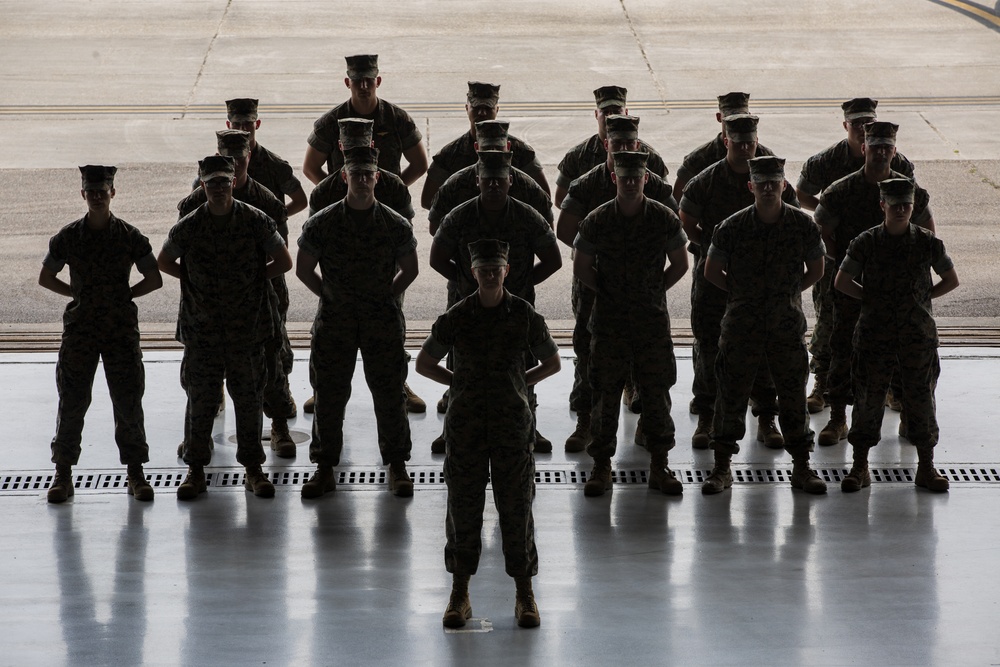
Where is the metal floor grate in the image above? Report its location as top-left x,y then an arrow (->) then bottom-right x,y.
3,466 -> 999,495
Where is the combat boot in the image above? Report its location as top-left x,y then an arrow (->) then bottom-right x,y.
565,413 -> 591,453
885,389 -> 902,412
442,574 -> 472,628
302,465 -> 337,498
244,464 -> 275,498
431,432 -> 447,454
437,391 -> 449,414
649,451 -> 683,496
692,412 -> 713,450
756,415 -> 784,449
622,384 -> 642,414
583,457 -> 612,497
126,463 -> 154,501
303,394 -> 315,414
791,456 -> 828,494
286,381 -> 297,418
702,452 -> 732,495
841,447 -> 871,493
915,447 -> 949,492
177,465 -> 207,500
689,398 -> 700,415
404,382 -> 426,414
633,417 -> 646,448
818,404 -> 848,446
269,418 -> 296,458
388,461 -> 414,497
806,375 -> 827,414
47,464 -> 74,504
514,576 -> 540,628
533,429 -> 552,454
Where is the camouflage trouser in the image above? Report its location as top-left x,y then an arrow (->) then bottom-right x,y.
711,335 -> 815,457
828,291 -> 861,406
263,331 -> 295,421
848,345 -> 940,449
273,275 -> 295,379
444,442 -> 537,577
587,330 -> 677,459
569,277 -> 596,413
50,330 -> 148,466
691,266 -> 778,417
181,343 -> 266,467
308,312 -> 411,467
808,258 -> 835,378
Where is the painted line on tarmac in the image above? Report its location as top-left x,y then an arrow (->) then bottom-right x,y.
926,0 -> 1000,31
2,96 -> 1000,117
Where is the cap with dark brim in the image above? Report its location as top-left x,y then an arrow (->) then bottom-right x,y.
842,97 -> 878,122
476,150 -> 513,179
338,117 -> 375,149
865,121 -> 898,146
723,113 -> 759,143
469,238 -> 510,268
467,81 -> 500,108
79,165 -> 117,190
346,54 -> 379,80
475,120 -> 510,149
605,114 -> 640,141
748,155 -> 786,183
611,150 -> 649,178
594,85 -> 628,110
225,98 -> 259,123
343,146 -> 380,172
718,91 -> 751,115
199,155 -> 236,182
216,129 -> 251,158
879,177 -> 915,205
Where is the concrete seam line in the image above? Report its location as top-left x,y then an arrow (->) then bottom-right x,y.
183,0 -> 235,119
618,0 -> 669,106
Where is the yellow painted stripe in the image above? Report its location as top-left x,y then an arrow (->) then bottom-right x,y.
934,0 -> 1000,26
2,96 -> 1000,116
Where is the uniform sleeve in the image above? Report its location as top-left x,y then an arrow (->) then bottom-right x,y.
512,141 -> 543,175
297,215 -> 324,258
307,114 -> 337,154
422,313 -> 455,359
781,182 -> 801,208
528,309 -> 559,361
838,235 -> 868,277
176,190 -> 203,219
891,153 -> 916,179
396,108 -> 422,151
42,231 -> 67,273
651,179 -> 679,213
560,178 -> 588,218
803,217 -> 826,261
556,149 -> 579,189
913,187 -> 932,227
930,236 -> 954,275
161,221 -> 187,260
813,194 -> 840,230
433,213 -> 460,255
795,155 -> 824,197
389,213 -> 418,258
706,220 -> 732,264
678,173 -> 707,219
528,211 -> 558,252
573,215 -> 597,256
273,159 -> 301,195
665,215 -> 689,254
129,228 -> 155,267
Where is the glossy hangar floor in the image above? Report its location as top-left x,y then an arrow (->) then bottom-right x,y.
3,347 -> 999,667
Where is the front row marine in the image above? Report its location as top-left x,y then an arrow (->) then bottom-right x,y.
834,178 -> 958,493
158,155 -> 294,500
41,165 -> 164,503
416,238 -> 561,630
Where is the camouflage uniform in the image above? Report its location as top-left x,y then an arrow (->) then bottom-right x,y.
178,177 -> 294,421
679,158 -> 795,416
247,142 -> 302,207
163,200 -> 284,466
308,99 -> 422,176
428,165 -> 553,231
562,164 -> 677,413
427,131 -> 543,185
556,135 -> 667,190
422,290 -> 558,576
707,203 -> 825,456
308,168 -> 414,219
814,169 -> 931,406
575,198 -> 687,457
298,201 -> 416,466
840,225 -> 952,450
44,214 -> 156,466
797,141 -> 914,380
675,134 -> 773,192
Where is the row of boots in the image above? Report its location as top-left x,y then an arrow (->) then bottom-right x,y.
442,574 -> 540,629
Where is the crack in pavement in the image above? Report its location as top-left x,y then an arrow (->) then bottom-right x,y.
618,0 -> 669,106
182,0 -> 234,119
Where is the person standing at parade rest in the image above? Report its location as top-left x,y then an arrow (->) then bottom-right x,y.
813,121 -> 935,448
556,114 -> 677,453
554,85 -> 668,208
421,81 -> 549,209
159,156 -> 293,500
702,156 -> 827,496
296,147 -> 419,499
834,178 -> 958,493
573,151 -> 689,497
416,238 -> 561,630
430,151 -> 561,454
302,54 -> 428,187
795,98 -> 915,414
177,130 -> 298,459
40,166 -> 163,503
679,113 -> 793,451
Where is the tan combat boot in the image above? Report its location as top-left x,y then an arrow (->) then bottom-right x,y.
756,415 -> 784,449
806,375 -> 827,414
269,418 -> 296,458
649,451 -> 683,496
244,464 -> 275,498
514,576 -> 540,628
533,429 -> 552,454
692,412 -> 713,450
885,389 -> 902,412
47,464 -> 74,504
633,417 -> 646,448
404,382 -> 426,414
431,432 -> 447,454
791,456 -> 828,494
565,412 -> 591,453
388,460 -> 414,497
303,394 -> 316,414
583,457 -> 613,497
622,383 -> 642,414
818,404 -> 848,446
177,465 -> 207,500
436,391 -> 449,414
301,466 -> 336,498
841,447 -> 871,492
126,463 -> 154,501
443,574 -> 472,628
915,447 -> 949,492
702,452 -> 732,495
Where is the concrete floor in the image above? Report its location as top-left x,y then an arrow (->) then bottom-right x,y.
3,347 -> 999,666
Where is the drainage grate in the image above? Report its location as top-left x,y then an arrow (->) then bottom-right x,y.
3,466 -> 1000,496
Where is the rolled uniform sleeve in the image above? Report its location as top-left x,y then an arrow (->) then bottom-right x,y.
422,313 -> 455,360
528,310 -> 559,360
931,238 -> 954,275
43,233 -> 68,273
